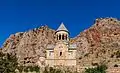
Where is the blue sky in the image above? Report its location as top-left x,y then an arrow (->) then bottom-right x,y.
0,0 -> 120,47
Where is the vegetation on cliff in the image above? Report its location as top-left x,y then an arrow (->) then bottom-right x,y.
0,51 -> 18,73
85,64 -> 107,73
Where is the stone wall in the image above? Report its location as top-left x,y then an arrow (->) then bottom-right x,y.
77,66 -> 120,73
46,59 -> 76,66
106,67 -> 120,73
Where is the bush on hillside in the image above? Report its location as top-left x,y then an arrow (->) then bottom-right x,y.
84,64 -> 107,73
0,52 -> 18,73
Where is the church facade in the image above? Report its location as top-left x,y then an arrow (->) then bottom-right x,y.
45,23 -> 77,66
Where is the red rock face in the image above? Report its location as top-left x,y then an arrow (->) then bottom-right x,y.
90,28 -> 100,43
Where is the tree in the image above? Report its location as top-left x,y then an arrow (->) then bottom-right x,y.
43,67 -> 63,73
0,52 -> 18,73
84,64 -> 107,73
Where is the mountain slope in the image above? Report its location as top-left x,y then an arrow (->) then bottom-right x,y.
74,18 -> 120,67
2,25 -> 56,66
2,17 -> 120,68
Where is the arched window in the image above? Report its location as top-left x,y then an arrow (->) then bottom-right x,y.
62,34 -> 64,40
57,35 -> 58,40
65,34 -> 67,40
59,34 -> 61,40
60,52 -> 62,56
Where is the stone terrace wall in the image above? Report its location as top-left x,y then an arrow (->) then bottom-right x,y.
106,67 -> 120,73
77,65 -> 120,73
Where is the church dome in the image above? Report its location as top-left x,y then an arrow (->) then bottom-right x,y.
56,22 -> 69,42
56,22 -> 69,33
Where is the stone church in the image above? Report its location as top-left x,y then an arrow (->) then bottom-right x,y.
45,23 -> 77,66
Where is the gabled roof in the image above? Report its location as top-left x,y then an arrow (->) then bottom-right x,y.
46,44 -> 55,50
69,44 -> 77,50
56,22 -> 69,32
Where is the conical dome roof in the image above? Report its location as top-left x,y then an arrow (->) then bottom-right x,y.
56,22 -> 69,32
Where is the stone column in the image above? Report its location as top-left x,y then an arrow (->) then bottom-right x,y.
67,35 -> 69,41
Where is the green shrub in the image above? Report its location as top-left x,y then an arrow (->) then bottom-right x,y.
17,65 -> 40,72
0,52 -> 18,73
85,64 -> 107,73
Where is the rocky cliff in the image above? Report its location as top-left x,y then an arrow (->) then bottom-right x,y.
2,25 -> 56,66
1,17 -> 120,67
74,17 -> 120,67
